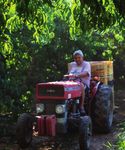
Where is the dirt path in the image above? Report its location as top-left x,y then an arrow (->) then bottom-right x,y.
0,90 -> 125,150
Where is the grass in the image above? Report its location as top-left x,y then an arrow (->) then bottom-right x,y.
105,122 -> 125,150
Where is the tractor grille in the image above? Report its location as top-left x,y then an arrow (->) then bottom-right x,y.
45,103 -> 56,115
38,86 -> 64,97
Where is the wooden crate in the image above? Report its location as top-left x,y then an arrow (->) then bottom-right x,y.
90,61 -> 113,85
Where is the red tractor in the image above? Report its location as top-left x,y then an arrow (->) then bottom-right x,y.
16,63 -> 114,150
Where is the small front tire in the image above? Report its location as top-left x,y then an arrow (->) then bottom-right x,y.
16,113 -> 33,148
79,116 -> 92,150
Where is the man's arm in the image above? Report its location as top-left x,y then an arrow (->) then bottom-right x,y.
76,72 -> 89,78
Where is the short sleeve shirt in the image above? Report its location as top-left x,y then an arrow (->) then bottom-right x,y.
68,61 -> 91,87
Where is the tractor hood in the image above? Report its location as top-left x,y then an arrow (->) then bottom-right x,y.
36,81 -> 81,101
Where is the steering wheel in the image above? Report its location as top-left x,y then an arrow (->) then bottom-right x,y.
63,74 -> 77,81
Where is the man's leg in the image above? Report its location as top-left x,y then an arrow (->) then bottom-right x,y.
79,83 -> 86,115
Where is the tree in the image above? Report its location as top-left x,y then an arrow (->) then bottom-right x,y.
0,0 -> 125,114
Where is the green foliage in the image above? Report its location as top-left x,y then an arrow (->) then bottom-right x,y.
0,0 -> 125,115
105,122 -> 125,150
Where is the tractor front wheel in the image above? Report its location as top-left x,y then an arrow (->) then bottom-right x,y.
79,116 -> 92,150
16,113 -> 33,148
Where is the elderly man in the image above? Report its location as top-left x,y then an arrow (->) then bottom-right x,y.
68,50 -> 91,115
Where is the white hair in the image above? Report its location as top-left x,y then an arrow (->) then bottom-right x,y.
73,50 -> 84,57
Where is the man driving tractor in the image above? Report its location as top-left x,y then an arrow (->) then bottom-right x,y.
68,50 -> 91,115
16,49 -> 113,150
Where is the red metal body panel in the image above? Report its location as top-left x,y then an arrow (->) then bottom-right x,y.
46,115 -> 56,136
36,81 -> 82,101
37,116 -> 45,136
37,115 -> 56,136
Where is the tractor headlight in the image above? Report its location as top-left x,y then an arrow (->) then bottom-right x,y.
55,105 -> 65,114
36,103 -> 44,113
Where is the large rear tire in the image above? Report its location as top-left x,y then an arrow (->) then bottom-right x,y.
79,116 -> 92,150
16,113 -> 33,148
92,84 -> 113,133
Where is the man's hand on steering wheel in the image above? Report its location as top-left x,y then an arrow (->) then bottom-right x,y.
63,74 -> 80,81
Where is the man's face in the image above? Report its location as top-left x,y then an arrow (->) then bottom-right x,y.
74,54 -> 84,65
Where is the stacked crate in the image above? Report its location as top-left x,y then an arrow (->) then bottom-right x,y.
89,61 -> 113,85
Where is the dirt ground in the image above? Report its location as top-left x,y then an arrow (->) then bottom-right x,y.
0,89 -> 125,150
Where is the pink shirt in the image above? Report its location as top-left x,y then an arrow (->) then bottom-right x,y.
68,61 -> 91,87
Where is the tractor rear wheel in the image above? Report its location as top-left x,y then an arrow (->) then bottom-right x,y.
92,84 -> 113,133
16,113 -> 33,148
79,116 -> 92,150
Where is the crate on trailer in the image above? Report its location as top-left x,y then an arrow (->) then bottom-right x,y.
89,61 -> 113,85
